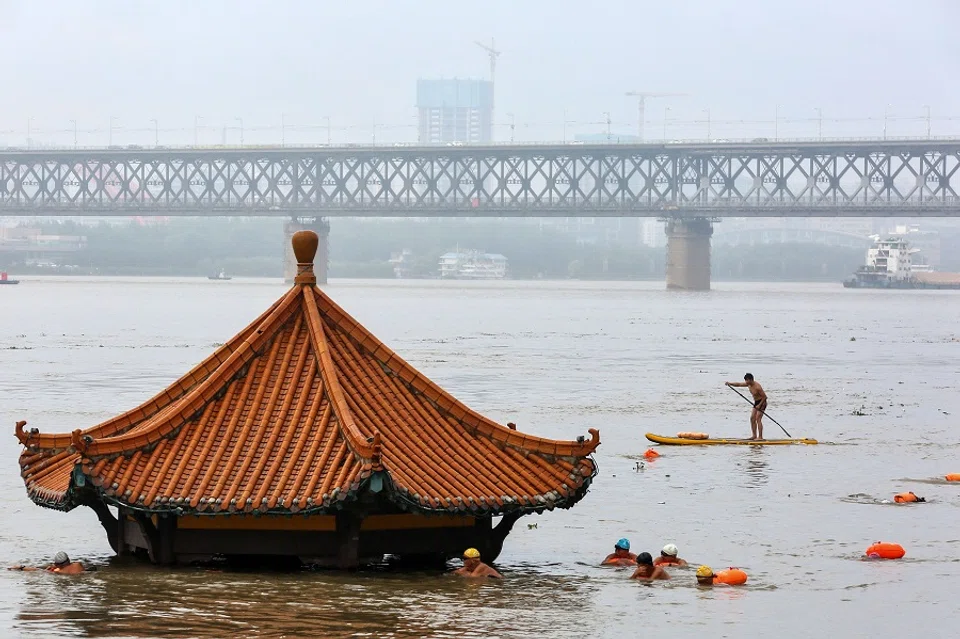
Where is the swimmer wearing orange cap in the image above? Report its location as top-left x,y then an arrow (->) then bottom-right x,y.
454,548 -> 502,579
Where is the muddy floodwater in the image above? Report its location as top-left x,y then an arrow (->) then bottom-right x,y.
2,278 -> 959,638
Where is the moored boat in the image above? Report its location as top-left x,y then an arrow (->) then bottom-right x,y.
0,271 -> 20,285
207,269 -> 232,281
843,236 -> 960,289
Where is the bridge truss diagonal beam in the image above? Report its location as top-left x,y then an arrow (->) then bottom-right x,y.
2,141 -> 960,216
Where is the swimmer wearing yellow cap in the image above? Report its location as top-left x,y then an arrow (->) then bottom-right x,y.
696,565 -> 715,586
454,548 -> 503,579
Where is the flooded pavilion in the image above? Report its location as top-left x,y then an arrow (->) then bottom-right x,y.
15,230 -> 600,568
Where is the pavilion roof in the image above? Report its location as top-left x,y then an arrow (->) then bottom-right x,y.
16,231 -> 599,517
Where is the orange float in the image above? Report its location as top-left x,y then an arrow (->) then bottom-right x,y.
714,568 -> 748,585
677,432 -> 709,440
643,448 -> 660,459
865,542 -> 905,559
893,492 -> 919,503
945,474 -> 960,482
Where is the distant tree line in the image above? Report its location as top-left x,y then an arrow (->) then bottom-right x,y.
0,217 -> 867,281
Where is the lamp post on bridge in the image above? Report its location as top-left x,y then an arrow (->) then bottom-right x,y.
924,105 -> 931,139
814,108 -> 822,141
194,116 -> 202,146
69,119 -> 78,148
26,117 -> 33,148
662,107 -> 670,140
325,116 -> 332,145
150,119 -> 159,147
281,113 -> 286,147
703,108 -> 711,140
774,104 -> 780,141
508,112 -> 516,142
883,104 -> 893,140
236,118 -> 244,147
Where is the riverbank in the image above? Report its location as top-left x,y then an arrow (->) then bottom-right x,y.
2,217 -> 867,281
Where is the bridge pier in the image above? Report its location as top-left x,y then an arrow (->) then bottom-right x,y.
284,218 -> 329,284
665,218 -> 713,291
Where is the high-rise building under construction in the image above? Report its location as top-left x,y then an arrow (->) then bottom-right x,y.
416,78 -> 494,144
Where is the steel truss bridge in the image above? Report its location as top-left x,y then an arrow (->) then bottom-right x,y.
3,140 -> 960,217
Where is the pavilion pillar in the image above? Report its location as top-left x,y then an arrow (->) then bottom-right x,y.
665,217 -> 713,291
284,218 -> 329,284
335,511 -> 362,570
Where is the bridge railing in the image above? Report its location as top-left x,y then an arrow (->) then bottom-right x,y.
4,136 -> 960,153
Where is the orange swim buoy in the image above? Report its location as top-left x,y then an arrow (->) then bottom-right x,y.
893,492 -> 919,503
714,568 -> 748,585
945,474 -> 960,482
643,448 -> 661,459
865,542 -> 905,559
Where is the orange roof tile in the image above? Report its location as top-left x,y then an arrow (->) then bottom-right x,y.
16,231 -> 599,517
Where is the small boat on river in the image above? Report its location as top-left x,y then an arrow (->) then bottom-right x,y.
0,272 -> 20,285
646,433 -> 818,446
207,269 -> 232,281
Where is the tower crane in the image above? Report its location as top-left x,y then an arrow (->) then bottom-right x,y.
624,92 -> 688,141
475,38 -> 501,84
475,38 -> 502,139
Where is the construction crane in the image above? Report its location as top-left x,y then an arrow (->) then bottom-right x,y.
475,38 -> 501,84
624,92 -> 688,141
475,38 -> 502,139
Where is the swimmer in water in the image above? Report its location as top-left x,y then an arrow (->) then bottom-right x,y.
8,552 -> 85,575
454,548 -> 502,579
630,552 -> 670,581
653,544 -> 687,567
695,565 -> 715,586
602,538 -> 637,566
726,373 -> 768,440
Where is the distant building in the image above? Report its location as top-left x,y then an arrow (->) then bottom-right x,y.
641,218 -> 666,248
388,249 -> 414,278
416,78 -> 494,144
438,250 -> 507,279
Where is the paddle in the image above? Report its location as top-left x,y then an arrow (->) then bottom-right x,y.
726,385 -> 792,438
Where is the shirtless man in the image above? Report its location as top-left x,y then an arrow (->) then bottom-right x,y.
8,552 -> 85,575
630,552 -> 670,581
653,544 -> 688,567
726,373 -> 768,440
454,548 -> 502,579
602,538 -> 637,566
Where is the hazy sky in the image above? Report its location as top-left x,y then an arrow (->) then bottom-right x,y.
2,0 -> 956,145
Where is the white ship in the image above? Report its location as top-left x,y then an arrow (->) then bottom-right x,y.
843,236 -> 960,289
438,250 -> 508,280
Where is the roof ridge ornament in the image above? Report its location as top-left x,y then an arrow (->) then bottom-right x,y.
292,230 -> 319,286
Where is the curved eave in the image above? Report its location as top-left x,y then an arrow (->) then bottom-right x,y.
48,455 -> 598,519
14,294 -> 290,452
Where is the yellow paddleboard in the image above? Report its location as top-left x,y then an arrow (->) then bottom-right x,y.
645,433 -> 818,446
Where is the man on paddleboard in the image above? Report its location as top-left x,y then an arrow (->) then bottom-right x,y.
725,374 -> 767,440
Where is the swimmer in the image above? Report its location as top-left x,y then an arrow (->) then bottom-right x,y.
653,543 -> 687,567
8,552 -> 85,575
725,373 -> 768,440
454,548 -> 502,579
630,552 -> 670,581
695,565 -> 715,586
602,538 -> 637,566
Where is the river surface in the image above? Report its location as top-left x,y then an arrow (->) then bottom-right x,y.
1,277 -> 959,638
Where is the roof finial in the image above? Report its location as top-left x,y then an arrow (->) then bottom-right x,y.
292,230 -> 319,285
